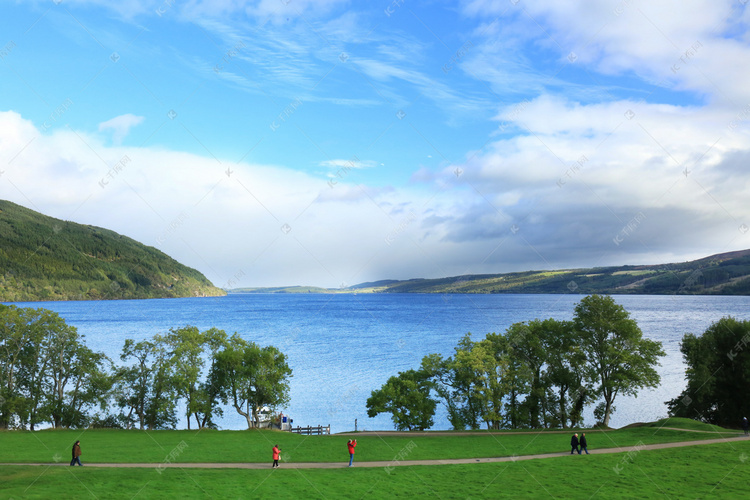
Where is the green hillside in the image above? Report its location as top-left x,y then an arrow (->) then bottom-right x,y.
0,200 -> 225,301
233,249 -> 750,295
353,250 -> 750,295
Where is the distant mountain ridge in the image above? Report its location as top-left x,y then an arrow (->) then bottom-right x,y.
0,200 -> 225,301
232,249 -> 750,295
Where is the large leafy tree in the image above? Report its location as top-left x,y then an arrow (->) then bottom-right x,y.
667,317 -> 750,426
210,335 -> 292,429
506,322 -> 545,428
155,326 -> 228,429
482,332 -> 525,429
574,294 -> 665,427
367,369 -> 436,431
0,305 -> 111,429
43,332 -> 112,429
114,339 -> 176,429
542,319 -> 589,428
0,305 -> 48,429
422,333 -> 488,430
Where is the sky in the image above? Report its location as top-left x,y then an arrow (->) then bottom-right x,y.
1,0 -> 749,289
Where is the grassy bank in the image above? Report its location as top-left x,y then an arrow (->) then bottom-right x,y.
1,441 -> 749,499
0,418 -> 740,465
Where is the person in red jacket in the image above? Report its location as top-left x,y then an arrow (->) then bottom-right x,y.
347,439 -> 357,467
272,445 -> 281,468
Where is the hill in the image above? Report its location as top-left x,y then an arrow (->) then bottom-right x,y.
0,200 -> 225,301
232,249 -> 750,295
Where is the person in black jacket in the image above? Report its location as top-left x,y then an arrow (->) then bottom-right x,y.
570,433 -> 580,454
580,433 -> 589,454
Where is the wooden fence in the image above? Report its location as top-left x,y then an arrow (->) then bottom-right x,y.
289,425 -> 330,435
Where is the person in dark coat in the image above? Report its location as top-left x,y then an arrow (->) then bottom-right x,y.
742,417 -> 749,436
70,440 -> 83,466
580,433 -> 589,454
570,433 -> 580,455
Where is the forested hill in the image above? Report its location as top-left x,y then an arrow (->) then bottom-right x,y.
233,249 -> 750,295
348,249 -> 750,295
0,200 -> 225,301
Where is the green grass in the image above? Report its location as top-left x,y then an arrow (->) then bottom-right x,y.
0,419 -> 745,499
635,417 -> 732,433
1,441 -> 749,499
0,418 -> 739,465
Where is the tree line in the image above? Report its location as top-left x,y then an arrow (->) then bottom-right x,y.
0,304 -> 291,430
367,294 -> 667,430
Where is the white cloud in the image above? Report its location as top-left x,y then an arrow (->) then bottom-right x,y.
319,158 -> 377,169
98,114 -> 145,145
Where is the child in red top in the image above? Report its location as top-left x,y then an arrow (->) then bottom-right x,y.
272,445 -> 281,468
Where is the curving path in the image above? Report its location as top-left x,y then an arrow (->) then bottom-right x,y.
3,436 -> 748,470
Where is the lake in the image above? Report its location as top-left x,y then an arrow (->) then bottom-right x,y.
7,293 -> 750,432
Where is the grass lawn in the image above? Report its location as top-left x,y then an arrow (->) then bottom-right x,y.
1,441 -> 749,499
0,418 -> 739,465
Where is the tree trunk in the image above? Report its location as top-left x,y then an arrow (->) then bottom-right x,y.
603,399 -> 612,427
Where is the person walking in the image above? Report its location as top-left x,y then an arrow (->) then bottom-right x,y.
347,439 -> 357,467
570,433 -> 580,455
70,440 -> 83,466
272,445 -> 281,468
742,417 -> 749,436
580,433 -> 589,454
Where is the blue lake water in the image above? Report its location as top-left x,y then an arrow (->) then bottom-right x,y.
8,293 -> 750,432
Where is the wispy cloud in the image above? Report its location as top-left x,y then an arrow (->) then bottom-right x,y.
98,114 -> 145,145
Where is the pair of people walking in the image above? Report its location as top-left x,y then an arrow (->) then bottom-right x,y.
570,433 -> 589,455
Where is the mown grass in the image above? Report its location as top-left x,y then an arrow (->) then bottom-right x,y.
0,417 -> 739,465
1,441 -> 749,499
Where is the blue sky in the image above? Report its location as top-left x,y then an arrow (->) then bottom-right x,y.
1,0 -> 749,288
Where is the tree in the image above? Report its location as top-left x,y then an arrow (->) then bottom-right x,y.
542,319 -> 589,428
667,317 -> 750,426
421,333 -> 487,430
114,339 -> 176,429
210,336 -> 292,429
506,322 -> 545,428
0,305 -> 30,428
1,305 -> 110,429
366,369 -> 436,431
42,324 -> 112,428
155,326 -> 228,430
574,294 -> 665,427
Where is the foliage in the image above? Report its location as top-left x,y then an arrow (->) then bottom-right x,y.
154,326 -> 229,430
667,316 -> 750,426
573,294 -> 665,427
1,305 -> 293,430
386,295 -> 663,431
0,304 -> 111,429
113,339 -> 177,430
210,335 -> 293,429
0,199 -> 225,301
366,369 -> 436,431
